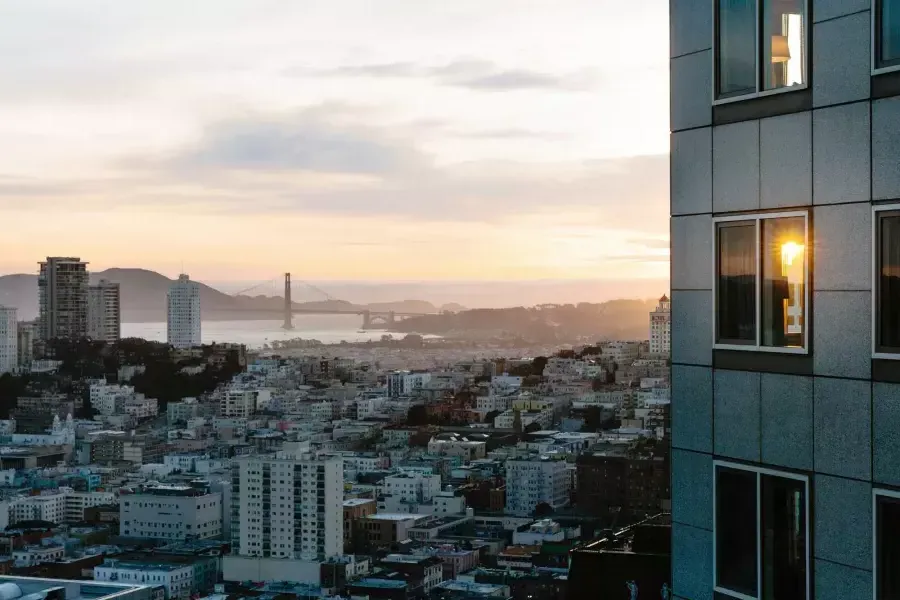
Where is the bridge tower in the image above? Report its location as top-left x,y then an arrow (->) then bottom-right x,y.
283,273 -> 294,330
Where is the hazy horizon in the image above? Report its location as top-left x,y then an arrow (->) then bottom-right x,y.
0,1 -> 670,282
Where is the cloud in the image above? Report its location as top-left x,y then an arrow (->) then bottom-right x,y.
628,237 -> 670,249
304,59 -> 596,92
454,128 -> 570,140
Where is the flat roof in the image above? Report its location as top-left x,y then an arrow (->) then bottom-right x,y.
367,513 -> 424,522
351,579 -> 407,589
343,499 -> 375,507
0,576 -> 148,600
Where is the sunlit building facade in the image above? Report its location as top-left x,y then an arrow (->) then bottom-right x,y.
671,1 -> 900,598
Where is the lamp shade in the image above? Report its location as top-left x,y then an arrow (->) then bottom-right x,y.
771,35 -> 791,62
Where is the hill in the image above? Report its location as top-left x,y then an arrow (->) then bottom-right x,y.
0,268 -> 440,322
391,299 -> 656,342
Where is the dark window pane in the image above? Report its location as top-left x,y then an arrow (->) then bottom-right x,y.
761,475 -> 806,600
718,0 -> 757,98
879,214 -> 900,352
877,495 -> 900,600
880,0 -> 900,68
718,222 -> 757,344
762,0 -> 806,91
716,467 -> 758,596
761,217 -> 805,348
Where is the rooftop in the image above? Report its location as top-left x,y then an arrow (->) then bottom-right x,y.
342,499 -> 374,507
0,576 -> 148,600
350,579 -> 407,590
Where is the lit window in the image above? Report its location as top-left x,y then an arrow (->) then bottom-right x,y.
716,0 -> 807,100
715,213 -> 808,351
875,208 -> 900,357
715,463 -> 808,600
877,0 -> 900,70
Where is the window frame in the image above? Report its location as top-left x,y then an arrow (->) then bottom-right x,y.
713,460 -> 811,600
712,210 -> 810,354
713,0 -> 811,104
873,488 -> 900,600
873,0 -> 900,74
873,204 -> 900,360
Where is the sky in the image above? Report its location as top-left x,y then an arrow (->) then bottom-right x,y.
0,0 -> 670,284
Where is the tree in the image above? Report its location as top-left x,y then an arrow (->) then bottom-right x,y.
484,410 -> 501,424
524,422 -> 542,433
534,502 -> 554,517
407,404 -> 428,426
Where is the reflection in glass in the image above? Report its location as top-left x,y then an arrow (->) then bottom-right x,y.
877,496 -> 900,600
880,0 -> 900,68
716,468 -> 758,597
761,475 -> 806,599
761,217 -> 805,348
718,0 -> 757,98
763,0 -> 806,90
879,214 -> 900,352
718,222 -> 757,344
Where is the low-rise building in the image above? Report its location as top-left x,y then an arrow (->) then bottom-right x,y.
120,484 -> 222,542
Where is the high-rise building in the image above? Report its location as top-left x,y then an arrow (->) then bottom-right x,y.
649,294 -> 671,356
670,2 -> 900,598
504,455 -> 570,516
87,279 -> 121,343
167,274 -> 201,349
0,306 -> 17,375
37,257 -> 89,341
16,322 -> 33,368
230,448 -> 343,561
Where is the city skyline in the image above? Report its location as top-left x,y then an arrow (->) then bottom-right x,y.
0,0 -> 670,282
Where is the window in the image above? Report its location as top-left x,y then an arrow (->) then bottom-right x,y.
715,213 -> 808,351
714,462 -> 809,600
875,490 -> 900,599
716,0 -> 807,100
877,0 -> 900,70
875,207 -> 900,357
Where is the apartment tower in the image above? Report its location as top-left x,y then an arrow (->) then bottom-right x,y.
230,449 -> 343,562
37,257 -> 89,341
87,279 -> 121,343
167,274 -> 201,349
671,1 -> 900,598
0,307 -> 16,375
649,294 -> 671,356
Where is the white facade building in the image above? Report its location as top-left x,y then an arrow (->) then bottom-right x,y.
386,371 -> 432,397
504,457 -> 570,516
231,447 -> 343,561
0,307 -> 17,375
220,389 -> 258,418
384,473 -> 441,503
95,561 -> 193,600
90,383 -> 135,416
167,274 -> 201,349
87,280 -> 121,343
649,294 -> 671,356
120,484 -> 222,541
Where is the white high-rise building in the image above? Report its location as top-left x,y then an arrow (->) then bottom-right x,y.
0,307 -> 17,375
167,274 -> 201,349
87,279 -> 121,343
231,448 -> 343,561
649,294 -> 671,356
505,456 -> 570,516
38,257 -> 89,341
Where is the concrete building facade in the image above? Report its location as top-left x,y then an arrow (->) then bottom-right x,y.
0,307 -> 16,375
37,257 -> 89,341
230,449 -> 343,561
166,275 -> 201,350
119,484 -> 222,541
670,2 -> 900,598
649,294 -> 671,356
87,279 -> 121,343
504,456 -> 569,516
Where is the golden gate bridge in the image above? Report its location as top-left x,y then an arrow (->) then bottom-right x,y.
231,273 -> 435,330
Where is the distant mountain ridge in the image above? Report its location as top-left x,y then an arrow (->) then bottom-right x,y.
0,268 -> 444,322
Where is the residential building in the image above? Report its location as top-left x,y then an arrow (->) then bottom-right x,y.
343,498 -> 377,551
230,448 -> 343,561
668,1 -> 900,597
504,456 -> 569,516
87,279 -> 121,343
386,371 -> 431,397
648,294 -> 671,356
384,473 -> 441,504
576,447 -> 669,522
379,555 -> 444,594
119,484 -> 222,541
0,307 -> 16,375
13,545 -> 65,568
37,257 -> 89,341
16,322 -> 33,368
219,389 -> 257,418
95,559 -> 193,600
167,275 -> 201,349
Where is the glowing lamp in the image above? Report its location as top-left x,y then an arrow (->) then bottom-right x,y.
781,241 -> 804,265
771,35 -> 791,63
